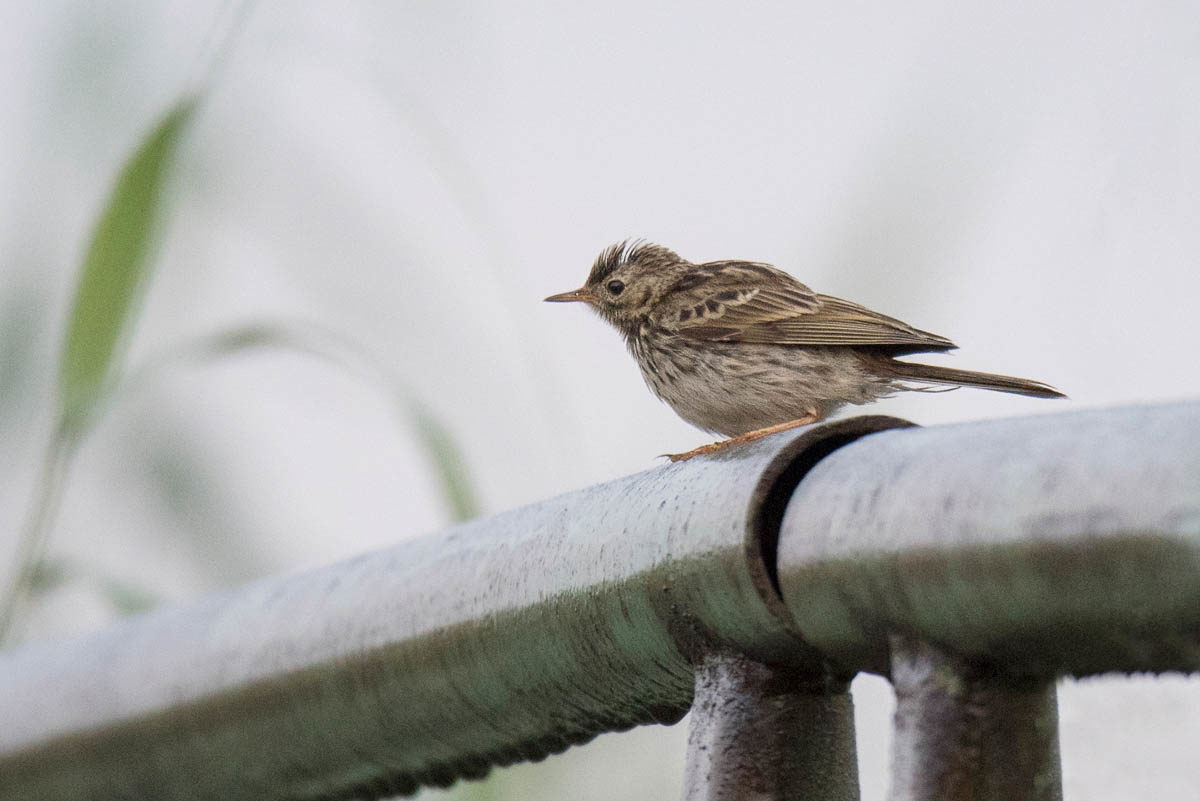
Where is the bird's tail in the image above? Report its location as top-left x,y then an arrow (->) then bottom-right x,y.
881,360 -> 1066,399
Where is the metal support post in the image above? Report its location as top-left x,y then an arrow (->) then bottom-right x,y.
682,652 -> 859,801
888,635 -> 1061,801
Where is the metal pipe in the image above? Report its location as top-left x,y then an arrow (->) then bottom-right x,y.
681,652 -> 860,801
775,400 -> 1200,677
1,400 -> 1197,801
888,634 -> 1061,801
771,402 -> 1200,799
0,416 -> 905,801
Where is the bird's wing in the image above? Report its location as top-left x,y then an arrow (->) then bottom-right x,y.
653,260 -> 956,351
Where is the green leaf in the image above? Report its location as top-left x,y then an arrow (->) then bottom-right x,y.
58,97 -> 197,433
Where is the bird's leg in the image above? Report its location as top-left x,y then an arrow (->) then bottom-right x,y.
665,413 -> 823,462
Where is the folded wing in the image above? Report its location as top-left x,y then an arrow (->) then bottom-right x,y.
654,260 -> 956,354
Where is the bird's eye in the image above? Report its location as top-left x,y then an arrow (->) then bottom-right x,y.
606,280 -> 625,296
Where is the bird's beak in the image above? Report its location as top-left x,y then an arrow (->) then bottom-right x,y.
544,288 -> 597,304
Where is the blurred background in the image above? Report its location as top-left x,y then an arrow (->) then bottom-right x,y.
1,1 -> 1198,798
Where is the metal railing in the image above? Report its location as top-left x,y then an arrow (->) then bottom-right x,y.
1,401 -> 1197,801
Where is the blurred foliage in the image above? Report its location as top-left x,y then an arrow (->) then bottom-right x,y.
128,319 -> 481,524
2,91 -> 481,642
30,558 -> 158,616
408,400 -> 480,523
58,98 -> 197,435
0,98 -> 197,643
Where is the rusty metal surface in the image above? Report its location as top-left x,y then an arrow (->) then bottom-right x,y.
0,416 -> 905,801
888,635 -> 1061,801
681,652 -> 859,801
776,401 -> 1200,677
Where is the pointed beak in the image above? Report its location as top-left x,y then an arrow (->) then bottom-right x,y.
544,288 -> 597,304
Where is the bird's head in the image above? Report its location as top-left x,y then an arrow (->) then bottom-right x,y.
545,240 -> 690,333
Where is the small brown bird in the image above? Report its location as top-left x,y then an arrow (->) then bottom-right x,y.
546,241 -> 1064,461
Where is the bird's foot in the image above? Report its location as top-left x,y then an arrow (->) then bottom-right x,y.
664,414 -> 822,462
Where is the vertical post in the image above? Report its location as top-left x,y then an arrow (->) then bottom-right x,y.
682,651 -> 860,801
888,635 -> 1062,801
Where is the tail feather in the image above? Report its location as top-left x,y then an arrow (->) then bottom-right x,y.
882,360 -> 1066,399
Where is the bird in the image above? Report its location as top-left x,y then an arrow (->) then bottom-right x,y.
545,240 -> 1065,462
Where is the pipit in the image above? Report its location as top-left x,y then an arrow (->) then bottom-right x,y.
546,240 -> 1064,461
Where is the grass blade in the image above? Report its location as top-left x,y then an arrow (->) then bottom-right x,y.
0,98 -> 196,645
58,97 -> 197,433
408,400 -> 480,523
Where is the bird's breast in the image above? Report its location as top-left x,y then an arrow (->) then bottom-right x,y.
626,333 -> 897,436
628,331 -> 726,418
